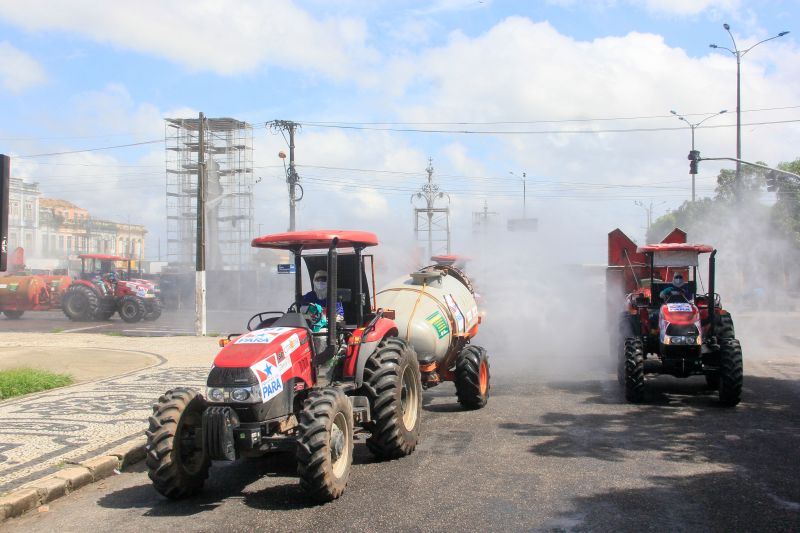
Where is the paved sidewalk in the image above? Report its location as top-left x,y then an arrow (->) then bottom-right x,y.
0,333 -> 219,493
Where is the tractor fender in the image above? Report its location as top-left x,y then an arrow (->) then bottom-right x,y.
347,318 -> 399,386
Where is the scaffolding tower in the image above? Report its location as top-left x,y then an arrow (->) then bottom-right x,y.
165,117 -> 253,270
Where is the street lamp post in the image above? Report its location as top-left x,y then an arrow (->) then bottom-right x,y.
509,171 -> 527,218
710,24 -> 789,196
670,109 -> 727,202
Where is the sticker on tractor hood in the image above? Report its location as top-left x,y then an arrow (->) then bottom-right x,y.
426,311 -> 450,339
250,359 -> 283,402
277,333 -> 300,374
235,327 -> 294,345
666,303 -> 693,313
136,287 -> 147,297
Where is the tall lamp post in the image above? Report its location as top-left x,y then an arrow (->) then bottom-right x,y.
508,171 -> 527,218
710,24 -> 789,194
670,109 -> 727,202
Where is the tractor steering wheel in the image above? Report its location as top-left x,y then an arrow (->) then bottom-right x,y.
246,311 -> 284,331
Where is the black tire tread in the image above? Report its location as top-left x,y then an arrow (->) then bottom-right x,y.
363,337 -> 422,459
624,338 -> 645,403
62,284 -> 99,321
296,387 -> 353,502
455,345 -> 490,409
119,295 -> 146,323
145,387 -> 209,499
718,338 -> 743,407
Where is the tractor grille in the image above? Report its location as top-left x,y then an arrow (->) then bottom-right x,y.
665,324 -> 698,337
207,366 -> 257,387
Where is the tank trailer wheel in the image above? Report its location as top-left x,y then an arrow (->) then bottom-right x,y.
119,295 -> 146,323
455,345 -> 490,410
718,339 -> 743,407
3,310 -> 24,319
62,285 -> 99,321
296,388 -> 354,502
363,338 -> 422,459
623,338 -> 645,403
146,388 -> 210,499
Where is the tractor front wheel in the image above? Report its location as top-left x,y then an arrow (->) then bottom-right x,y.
364,337 -> 422,459
144,297 -> 163,321
455,345 -> 490,409
623,338 -> 645,403
146,388 -> 210,499
718,339 -> 743,407
62,284 -> 99,321
119,296 -> 146,323
296,388 -> 353,502
3,310 -> 24,319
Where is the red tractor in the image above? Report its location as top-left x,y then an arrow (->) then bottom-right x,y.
146,231 -> 422,501
607,229 -> 742,406
61,253 -> 162,323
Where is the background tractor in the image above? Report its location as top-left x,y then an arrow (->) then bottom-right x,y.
146,230 -> 422,502
607,228 -> 743,406
0,247 -> 71,319
375,261 -> 489,409
61,253 -> 162,322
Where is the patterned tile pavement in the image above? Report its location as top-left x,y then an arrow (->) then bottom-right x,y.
0,333 -> 220,493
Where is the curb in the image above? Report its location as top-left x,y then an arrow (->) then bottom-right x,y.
0,436 -> 147,523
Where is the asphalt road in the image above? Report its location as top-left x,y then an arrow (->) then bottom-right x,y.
4,347 -> 799,532
0,309 -> 258,337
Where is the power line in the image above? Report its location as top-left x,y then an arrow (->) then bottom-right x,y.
16,140 -> 164,158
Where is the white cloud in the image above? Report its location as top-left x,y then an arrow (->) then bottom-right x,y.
0,41 -> 46,91
0,1 -> 378,80
640,0 -> 741,16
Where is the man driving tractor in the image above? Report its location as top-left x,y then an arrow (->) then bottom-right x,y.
659,272 -> 692,302
303,269 -> 344,323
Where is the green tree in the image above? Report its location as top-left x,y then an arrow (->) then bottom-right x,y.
770,158 -> 800,247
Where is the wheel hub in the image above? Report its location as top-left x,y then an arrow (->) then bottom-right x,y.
330,423 -> 344,464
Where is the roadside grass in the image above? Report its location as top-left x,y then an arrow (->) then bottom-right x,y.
50,327 -> 65,333
0,368 -> 74,400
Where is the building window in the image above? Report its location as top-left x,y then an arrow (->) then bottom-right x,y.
11,202 -> 20,219
67,236 -> 72,251
59,236 -> 64,250
24,202 -> 33,221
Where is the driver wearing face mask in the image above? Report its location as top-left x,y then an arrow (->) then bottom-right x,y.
303,270 -> 344,320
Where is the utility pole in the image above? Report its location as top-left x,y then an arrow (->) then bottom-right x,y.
195,112 -> 207,336
472,200 -> 498,231
635,200 -> 664,238
269,120 -> 302,231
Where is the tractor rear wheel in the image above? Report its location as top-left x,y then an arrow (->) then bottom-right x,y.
623,338 -> 645,403
296,387 -> 353,502
146,388 -> 210,499
93,301 -> 116,321
62,284 -> 99,321
716,313 -> 735,339
3,310 -> 24,319
119,296 -> 146,323
363,337 -> 422,459
705,374 -> 720,390
718,339 -> 743,407
455,345 -> 490,409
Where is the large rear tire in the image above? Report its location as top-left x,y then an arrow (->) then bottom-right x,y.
623,338 -> 645,403
363,337 -> 422,459
62,284 -> 99,321
146,388 -> 209,499
716,313 -> 735,339
3,310 -> 24,319
119,295 -> 146,323
296,388 -> 354,502
718,339 -> 743,407
455,345 -> 490,409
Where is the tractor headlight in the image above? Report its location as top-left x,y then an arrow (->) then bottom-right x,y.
207,387 -> 224,402
231,388 -> 250,402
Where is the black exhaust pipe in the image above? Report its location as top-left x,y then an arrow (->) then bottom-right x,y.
327,237 -> 339,348
708,249 -> 717,337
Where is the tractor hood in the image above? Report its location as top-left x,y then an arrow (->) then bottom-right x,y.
214,327 -> 305,369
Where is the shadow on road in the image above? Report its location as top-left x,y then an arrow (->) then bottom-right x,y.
99,444 -> 384,515
500,374 -> 800,528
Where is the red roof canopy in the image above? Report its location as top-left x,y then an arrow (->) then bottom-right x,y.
252,230 -> 379,250
431,254 -> 459,262
637,243 -> 714,254
78,254 -> 130,261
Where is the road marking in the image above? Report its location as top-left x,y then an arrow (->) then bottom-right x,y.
60,324 -> 115,333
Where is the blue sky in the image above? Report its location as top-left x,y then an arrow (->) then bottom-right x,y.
0,0 -> 798,262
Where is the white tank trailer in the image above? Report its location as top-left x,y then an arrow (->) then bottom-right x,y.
375,265 -> 490,409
